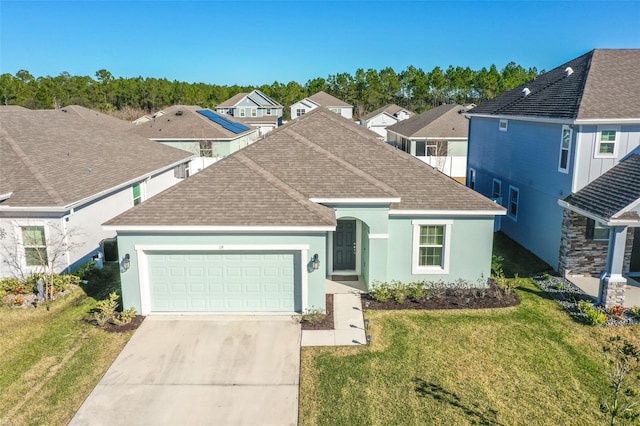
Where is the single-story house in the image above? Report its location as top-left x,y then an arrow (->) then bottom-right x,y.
359,104 -> 413,139
104,107 -> 504,315
290,91 -> 353,120
0,105 -> 194,279
130,105 -> 260,173
386,104 -> 470,182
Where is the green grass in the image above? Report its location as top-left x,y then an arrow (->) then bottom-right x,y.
299,233 -> 640,425
0,263 -> 134,425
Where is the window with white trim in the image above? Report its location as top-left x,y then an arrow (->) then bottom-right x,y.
559,125 -> 572,172
595,127 -> 618,157
468,168 -> 476,190
239,108 -> 246,117
412,220 -> 452,274
499,119 -> 508,131
508,186 -> 519,220
492,178 -> 502,202
266,108 -> 272,116
251,108 -> 257,117
296,108 -> 305,117
22,226 -> 47,266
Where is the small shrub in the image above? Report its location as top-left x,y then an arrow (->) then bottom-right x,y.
630,306 -> 640,319
113,307 -> 137,325
300,308 -> 326,324
578,300 -> 608,325
91,292 -> 119,326
425,279 -> 448,298
369,281 -> 393,303
0,277 -> 32,295
406,282 -> 428,301
71,261 -> 96,280
541,272 -> 553,281
491,255 -> 504,278
608,305 -> 627,321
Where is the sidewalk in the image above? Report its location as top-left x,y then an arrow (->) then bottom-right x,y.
301,279 -> 367,347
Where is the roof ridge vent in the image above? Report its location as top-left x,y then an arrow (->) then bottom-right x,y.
565,67 -> 574,77
522,88 -> 531,97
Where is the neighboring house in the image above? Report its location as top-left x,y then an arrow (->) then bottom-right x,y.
0,105 -> 194,279
104,107 -> 504,315
465,49 -> 640,305
130,105 -> 260,173
359,104 -> 413,139
215,90 -> 283,135
386,104 -> 470,182
290,91 -> 353,119
559,149 -> 640,307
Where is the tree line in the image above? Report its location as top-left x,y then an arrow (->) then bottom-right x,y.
0,63 -> 540,120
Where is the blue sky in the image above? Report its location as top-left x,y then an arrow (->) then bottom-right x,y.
1,1 -> 639,86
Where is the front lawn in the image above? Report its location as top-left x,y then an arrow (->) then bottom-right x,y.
299,233 -> 640,425
0,263 -> 135,425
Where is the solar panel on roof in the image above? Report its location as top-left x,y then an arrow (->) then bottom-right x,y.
196,110 -> 251,134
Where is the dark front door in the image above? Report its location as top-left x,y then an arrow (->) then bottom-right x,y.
630,228 -> 640,276
333,220 -> 356,270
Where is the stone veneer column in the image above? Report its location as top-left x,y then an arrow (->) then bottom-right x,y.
599,226 -> 628,308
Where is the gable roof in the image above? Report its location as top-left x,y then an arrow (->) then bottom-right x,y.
129,105 -> 256,139
216,90 -> 283,109
60,105 -> 134,132
105,108 -> 503,228
386,104 -> 469,139
468,49 -> 640,120
307,91 -> 352,108
562,154 -> 640,222
0,106 -> 192,209
360,104 -> 412,121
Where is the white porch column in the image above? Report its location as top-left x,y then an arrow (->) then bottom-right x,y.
599,226 -> 628,308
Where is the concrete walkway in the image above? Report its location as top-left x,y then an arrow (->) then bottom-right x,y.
70,316 -> 300,426
301,279 -> 367,347
569,276 -> 640,307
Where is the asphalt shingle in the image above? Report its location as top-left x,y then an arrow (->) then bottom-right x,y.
106,108 -> 502,227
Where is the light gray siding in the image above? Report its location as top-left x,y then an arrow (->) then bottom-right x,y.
573,124 -> 640,191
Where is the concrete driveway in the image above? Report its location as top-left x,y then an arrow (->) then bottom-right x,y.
70,316 -> 301,426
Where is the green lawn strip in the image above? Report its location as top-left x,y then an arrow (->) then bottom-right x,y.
0,285 -> 133,425
300,279 -> 628,425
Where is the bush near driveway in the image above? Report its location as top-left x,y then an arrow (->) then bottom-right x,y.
0,262 -> 136,425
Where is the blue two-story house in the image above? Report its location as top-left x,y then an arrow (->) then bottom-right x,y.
466,49 -> 640,305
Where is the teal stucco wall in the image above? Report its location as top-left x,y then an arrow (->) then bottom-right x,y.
115,232 -> 327,313
385,216 -> 495,285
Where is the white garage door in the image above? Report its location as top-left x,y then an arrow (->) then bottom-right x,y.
147,251 -> 300,313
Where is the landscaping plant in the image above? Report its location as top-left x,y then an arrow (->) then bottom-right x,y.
601,336 -> 640,425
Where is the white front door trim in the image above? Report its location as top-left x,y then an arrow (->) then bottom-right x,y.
327,220 -> 362,276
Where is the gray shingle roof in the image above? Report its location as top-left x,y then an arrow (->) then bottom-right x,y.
105,108 -> 502,227
563,154 -> 640,221
386,104 -> 469,138
129,105 -> 256,139
0,106 -> 192,208
469,49 -> 640,120
360,104 -> 412,121
307,91 -> 352,108
216,90 -> 283,109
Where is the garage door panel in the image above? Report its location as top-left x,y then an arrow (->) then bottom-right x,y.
147,251 -> 300,313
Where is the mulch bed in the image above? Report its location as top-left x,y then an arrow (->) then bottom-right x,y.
97,315 -> 145,333
301,294 -> 334,330
363,282 -> 520,310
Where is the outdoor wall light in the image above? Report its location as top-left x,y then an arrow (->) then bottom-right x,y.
312,253 -> 320,271
122,253 -> 131,272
